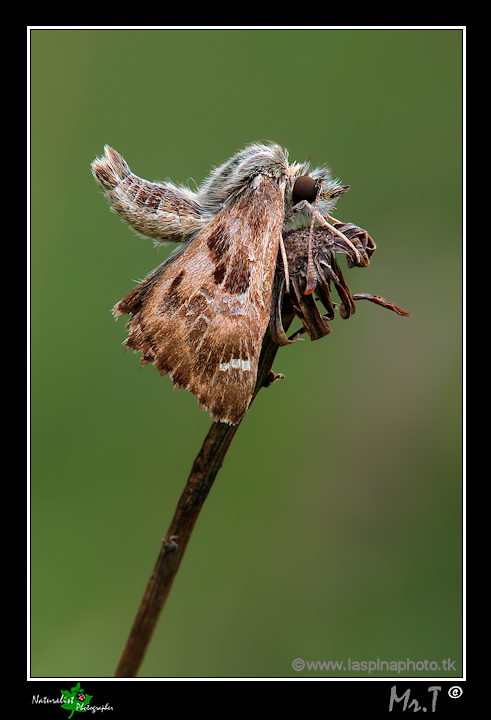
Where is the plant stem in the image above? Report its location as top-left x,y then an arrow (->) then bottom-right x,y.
114,322 -> 291,677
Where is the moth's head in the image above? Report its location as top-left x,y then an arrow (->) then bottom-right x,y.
198,142 -> 349,226
284,160 -> 350,230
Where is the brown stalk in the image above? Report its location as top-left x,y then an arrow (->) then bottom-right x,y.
114,319 -> 291,678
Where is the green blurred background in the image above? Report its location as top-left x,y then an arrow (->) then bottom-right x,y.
31,28 -> 462,678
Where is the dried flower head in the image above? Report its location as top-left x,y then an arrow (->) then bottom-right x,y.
269,222 -> 409,346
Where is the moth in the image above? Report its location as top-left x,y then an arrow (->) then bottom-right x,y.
91,143 -> 376,424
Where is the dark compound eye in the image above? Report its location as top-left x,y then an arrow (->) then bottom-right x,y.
292,175 -> 319,205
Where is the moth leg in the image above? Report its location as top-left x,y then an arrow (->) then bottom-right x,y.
290,200 -> 363,266
279,234 -> 290,293
287,198 -> 364,268
315,212 -> 363,265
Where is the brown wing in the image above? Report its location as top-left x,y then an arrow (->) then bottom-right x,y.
114,175 -> 285,424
